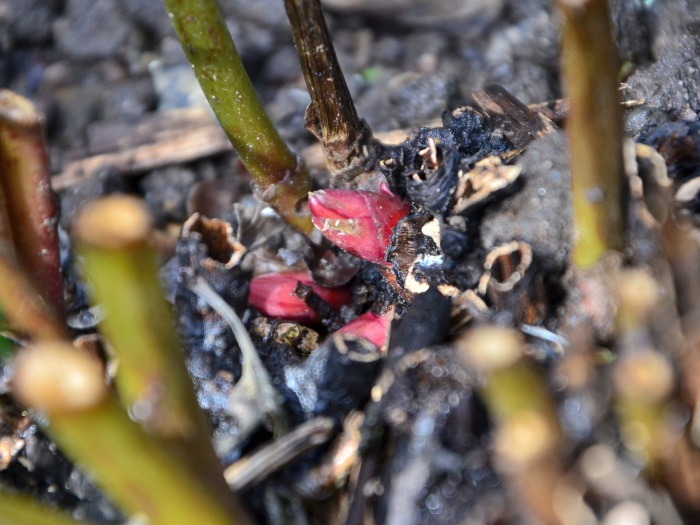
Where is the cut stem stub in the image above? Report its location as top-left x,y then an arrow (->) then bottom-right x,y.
284,0 -> 381,181
0,90 -> 64,316
13,341 -> 252,525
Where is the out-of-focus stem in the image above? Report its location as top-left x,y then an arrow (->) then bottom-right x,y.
0,244 -> 67,341
555,0 -> 624,268
613,351 -> 674,475
615,268 -> 659,336
74,196 -> 190,434
457,326 -> 563,524
0,90 -> 64,315
0,490 -> 96,525
12,342 -> 253,525
614,270 -> 676,476
73,196 -> 236,510
284,0 -> 377,176
163,0 -> 311,233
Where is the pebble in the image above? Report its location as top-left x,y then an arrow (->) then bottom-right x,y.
0,0 -> 60,48
54,0 -> 132,60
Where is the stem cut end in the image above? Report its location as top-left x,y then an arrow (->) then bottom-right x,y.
457,325 -> 523,371
0,90 -> 41,127
495,410 -> 556,466
614,351 -> 674,404
74,196 -> 152,250
13,342 -> 107,414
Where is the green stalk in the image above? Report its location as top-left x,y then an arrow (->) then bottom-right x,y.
0,90 -> 64,315
457,326 -> 562,524
613,351 -> 674,476
0,490 -> 96,525
12,342 -> 252,525
163,0 -> 312,233
556,0 -> 624,268
0,243 -> 67,341
73,196 -> 240,513
457,327 -> 560,454
614,270 -> 676,476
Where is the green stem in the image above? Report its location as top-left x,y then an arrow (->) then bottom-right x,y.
0,90 -> 64,316
556,0 -> 624,268
13,342 -> 253,525
73,196 -> 239,514
54,400 -> 247,525
456,326 -> 562,523
163,0 -> 312,232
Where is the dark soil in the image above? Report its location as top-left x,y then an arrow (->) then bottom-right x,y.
2,0 -> 700,524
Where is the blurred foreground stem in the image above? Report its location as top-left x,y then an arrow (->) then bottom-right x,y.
556,0 -> 624,267
0,244 -> 67,341
614,270 -> 677,476
458,327 -> 563,524
163,0 -> 312,232
74,196 -> 244,517
13,342 -> 252,525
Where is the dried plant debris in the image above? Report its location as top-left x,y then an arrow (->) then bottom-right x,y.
155,86 -> 585,524
169,91 -> 695,525
452,156 -> 522,215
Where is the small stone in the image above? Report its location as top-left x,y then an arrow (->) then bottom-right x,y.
121,0 -> 174,40
0,0 -> 60,48
100,77 -> 156,120
54,0 -> 132,61
481,131 -> 572,273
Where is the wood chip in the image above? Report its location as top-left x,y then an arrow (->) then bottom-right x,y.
53,108 -> 231,190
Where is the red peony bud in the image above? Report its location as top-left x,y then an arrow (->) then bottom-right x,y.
248,271 -> 352,323
308,184 -> 409,265
334,310 -> 392,351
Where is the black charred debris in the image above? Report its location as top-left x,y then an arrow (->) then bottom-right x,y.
164,86 -> 572,524
161,76 -> 700,523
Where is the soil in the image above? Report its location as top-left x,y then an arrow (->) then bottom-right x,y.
2,0 -> 700,524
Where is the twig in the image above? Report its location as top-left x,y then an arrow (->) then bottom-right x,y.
284,0 -> 382,182
53,109 -> 231,190
224,417 -> 334,491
